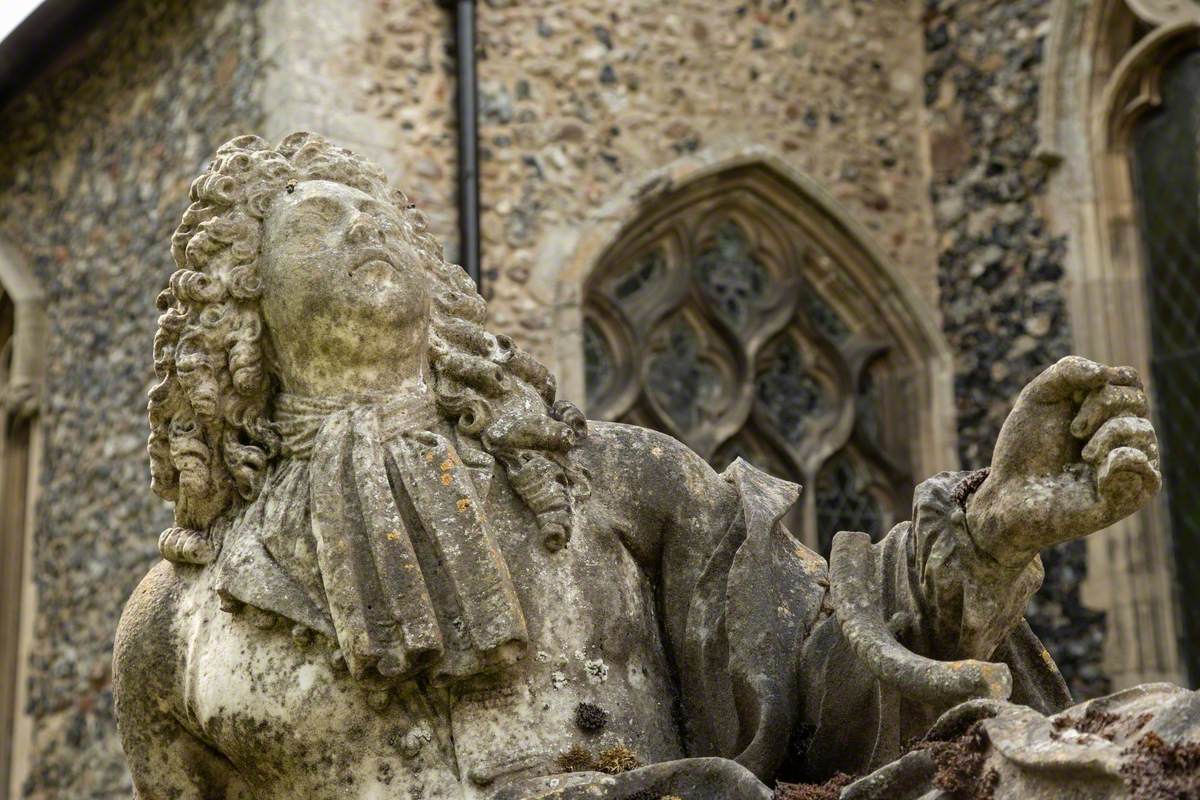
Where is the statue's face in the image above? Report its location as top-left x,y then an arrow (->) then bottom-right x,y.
259,179 -> 433,395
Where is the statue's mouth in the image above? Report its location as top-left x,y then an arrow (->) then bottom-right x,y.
351,248 -> 397,277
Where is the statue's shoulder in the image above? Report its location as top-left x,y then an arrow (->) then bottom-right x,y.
574,419 -> 713,470
115,559 -> 197,646
113,560 -> 190,711
117,559 -> 187,631
571,419 -> 734,510
576,418 -> 680,449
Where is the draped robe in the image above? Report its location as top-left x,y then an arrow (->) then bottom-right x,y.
199,405 -> 1070,798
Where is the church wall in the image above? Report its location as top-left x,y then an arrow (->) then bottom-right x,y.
0,0 -> 266,795
254,0 -> 459,251
921,0 -> 1106,698
466,0 -> 941,392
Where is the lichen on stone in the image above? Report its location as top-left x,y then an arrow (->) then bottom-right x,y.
1119,730 -> 1200,800
555,744 -> 596,773
575,701 -> 609,733
596,744 -> 641,775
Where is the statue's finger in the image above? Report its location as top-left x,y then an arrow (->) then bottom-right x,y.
1080,416 -> 1158,465
1070,384 -> 1150,438
1026,356 -> 1108,402
1098,446 -> 1161,516
1105,365 -> 1143,388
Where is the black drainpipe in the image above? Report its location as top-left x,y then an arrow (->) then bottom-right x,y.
441,0 -> 482,289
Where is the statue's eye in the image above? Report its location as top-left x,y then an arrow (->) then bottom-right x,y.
298,210 -> 336,227
294,200 -> 344,226
176,353 -> 209,374
357,200 -> 401,228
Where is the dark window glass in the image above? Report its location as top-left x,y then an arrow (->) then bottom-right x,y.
1131,48 -> 1200,682
815,454 -> 884,556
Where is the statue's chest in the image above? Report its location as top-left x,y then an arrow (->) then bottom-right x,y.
179,517 -> 684,799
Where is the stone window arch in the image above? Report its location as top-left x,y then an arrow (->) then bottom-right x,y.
0,239 -> 44,797
581,163 -> 953,555
1041,0 -> 1200,687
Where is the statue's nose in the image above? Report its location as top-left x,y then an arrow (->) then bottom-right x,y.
347,213 -> 383,244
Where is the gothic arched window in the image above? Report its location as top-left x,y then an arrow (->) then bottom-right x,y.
0,289 -> 26,792
1040,1 -> 1200,687
582,165 -> 933,555
0,244 -> 44,795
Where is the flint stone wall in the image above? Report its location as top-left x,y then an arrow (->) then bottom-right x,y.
0,0 -> 264,794
922,0 -> 1106,699
471,0 -> 940,370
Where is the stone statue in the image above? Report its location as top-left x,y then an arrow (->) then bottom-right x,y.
113,133 -> 1192,799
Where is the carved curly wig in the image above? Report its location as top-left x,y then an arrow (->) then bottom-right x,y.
149,132 -> 586,562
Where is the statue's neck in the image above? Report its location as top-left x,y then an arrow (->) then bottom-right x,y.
276,376 -> 436,410
269,327 -> 432,399
273,381 -> 443,460
274,364 -> 431,397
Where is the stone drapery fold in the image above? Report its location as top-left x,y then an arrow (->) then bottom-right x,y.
675,458 -> 827,779
214,392 -> 528,683
796,471 -> 1072,779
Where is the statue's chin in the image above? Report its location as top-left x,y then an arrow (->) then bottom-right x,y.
312,276 -> 428,334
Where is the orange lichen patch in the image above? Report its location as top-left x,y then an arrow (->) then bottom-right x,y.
456,498 -> 471,513
596,744 -> 641,774
440,458 -> 455,471
440,473 -> 453,486
425,451 -> 435,462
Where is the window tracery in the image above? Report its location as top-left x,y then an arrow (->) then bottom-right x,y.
582,170 -> 917,553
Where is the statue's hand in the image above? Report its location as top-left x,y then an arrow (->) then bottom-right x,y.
966,356 -> 1161,567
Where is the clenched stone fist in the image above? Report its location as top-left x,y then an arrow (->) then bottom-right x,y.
966,356 -> 1161,567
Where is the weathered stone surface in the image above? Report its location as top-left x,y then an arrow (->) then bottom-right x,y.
111,133 -> 1180,798
785,684 -> 1200,800
0,4 -> 1016,794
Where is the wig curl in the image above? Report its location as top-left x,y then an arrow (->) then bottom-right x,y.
150,132 -> 586,562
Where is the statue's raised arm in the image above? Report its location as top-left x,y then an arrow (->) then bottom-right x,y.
792,355 -> 1169,786
113,134 -> 1196,800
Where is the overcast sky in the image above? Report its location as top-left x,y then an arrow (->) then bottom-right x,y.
0,1 -> 42,46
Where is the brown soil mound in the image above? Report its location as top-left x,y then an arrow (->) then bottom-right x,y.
1120,730 -> 1200,800
773,772 -> 854,800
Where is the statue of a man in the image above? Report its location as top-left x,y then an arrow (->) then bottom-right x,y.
114,133 -> 1166,799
